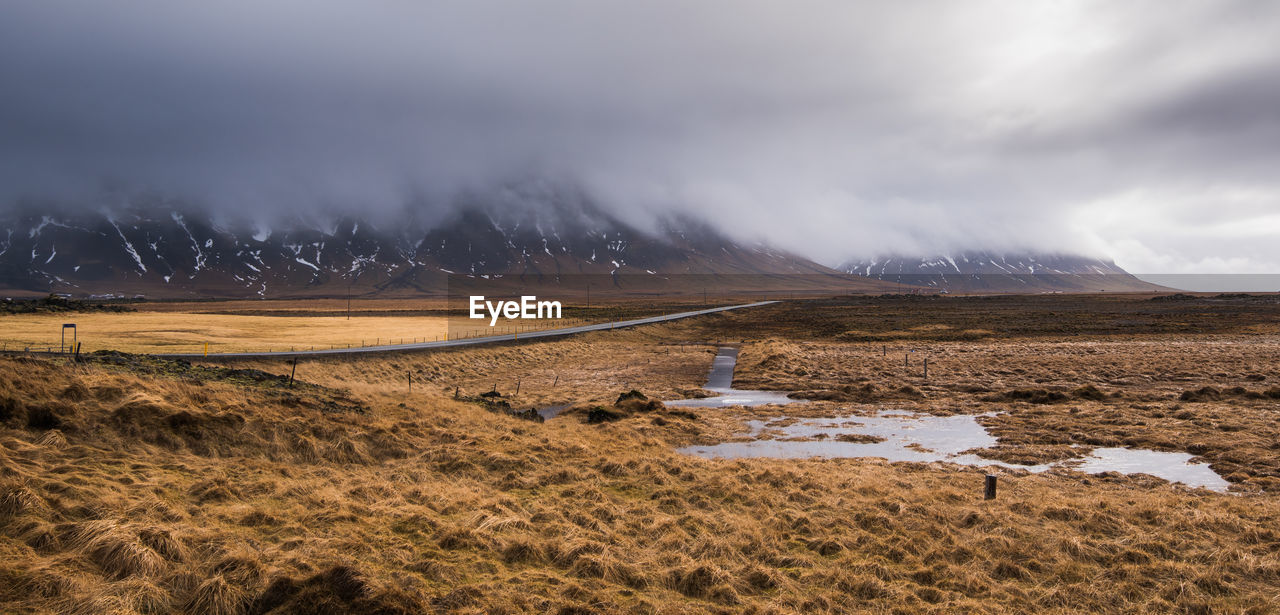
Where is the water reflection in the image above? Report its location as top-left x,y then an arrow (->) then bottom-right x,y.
679,411 -> 1229,491
1067,447 -> 1229,491
665,347 -> 805,408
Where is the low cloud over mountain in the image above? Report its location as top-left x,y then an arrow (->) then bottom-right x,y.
2,2 -> 1278,278
0,185 -> 855,297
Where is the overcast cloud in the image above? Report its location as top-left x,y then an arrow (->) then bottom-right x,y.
2,1 -> 1278,276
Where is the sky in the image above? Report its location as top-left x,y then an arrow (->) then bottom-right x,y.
1,1 -> 1278,281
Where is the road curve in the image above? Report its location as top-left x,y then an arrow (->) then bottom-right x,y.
157,301 -> 778,360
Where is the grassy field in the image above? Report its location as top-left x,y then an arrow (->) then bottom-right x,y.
2,294 -> 1280,613
0,298 -> 716,355
0,312 -> 453,355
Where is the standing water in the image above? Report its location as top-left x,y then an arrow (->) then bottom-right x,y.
665,347 -> 803,407
537,346 -> 796,419
678,411 -> 1047,471
679,411 -> 1230,491
1067,447 -> 1229,491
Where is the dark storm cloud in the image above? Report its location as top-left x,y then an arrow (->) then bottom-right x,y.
1,1 -> 1278,272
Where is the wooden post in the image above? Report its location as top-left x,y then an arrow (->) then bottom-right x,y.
454,386 -> 459,398
923,357 -> 928,380
904,353 -> 909,367
515,379 -> 521,396
288,358 -> 298,388
984,474 -> 997,500
882,344 -> 886,357
553,374 -> 559,387
62,323 -> 77,354
408,371 -> 411,393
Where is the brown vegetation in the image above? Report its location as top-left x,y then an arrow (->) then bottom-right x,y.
2,293 -> 1280,613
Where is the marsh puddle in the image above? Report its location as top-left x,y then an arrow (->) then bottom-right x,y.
679,411 -> 1043,470
538,346 -> 797,419
1066,448 -> 1230,491
537,404 -> 571,420
679,411 -> 1229,491
665,347 -> 804,408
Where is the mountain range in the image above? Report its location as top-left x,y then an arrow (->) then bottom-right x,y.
0,190 -> 877,298
839,252 -> 1163,292
0,186 -> 1165,298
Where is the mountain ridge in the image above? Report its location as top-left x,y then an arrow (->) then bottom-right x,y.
839,251 -> 1164,292
0,191 -> 873,298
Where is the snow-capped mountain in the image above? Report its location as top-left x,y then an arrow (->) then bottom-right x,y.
0,189 -> 856,298
839,251 -> 1162,292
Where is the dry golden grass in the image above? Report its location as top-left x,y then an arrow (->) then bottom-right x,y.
2,352 -> 1279,614
724,335 -> 1280,491
0,297 -> 690,355
229,329 -> 720,409
3,295 -> 1280,613
0,312 -> 453,354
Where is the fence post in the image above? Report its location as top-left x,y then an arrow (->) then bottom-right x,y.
984,475 -> 997,500
288,358 -> 298,388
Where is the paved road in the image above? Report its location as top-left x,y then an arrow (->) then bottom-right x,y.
156,301 -> 778,360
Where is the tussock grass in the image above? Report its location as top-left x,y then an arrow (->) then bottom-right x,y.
2,295 -> 1280,612
183,574 -> 249,615
722,329 -> 1280,490
74,522 -> 168,580
1,481 -> 47,518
